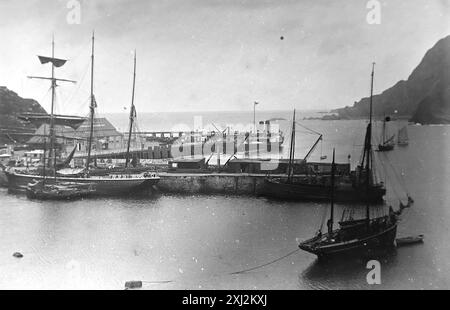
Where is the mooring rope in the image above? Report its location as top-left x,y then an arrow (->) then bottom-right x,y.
141,280 -> 173,284
126,247 -> 302,289
375,153 -> 404,202
377,151 -> 409,197
229,248 -> 301,275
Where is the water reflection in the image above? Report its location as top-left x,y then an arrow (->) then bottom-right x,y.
301,248 -> 398,289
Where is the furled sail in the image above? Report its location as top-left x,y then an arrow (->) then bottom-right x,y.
38,56 -> 67,67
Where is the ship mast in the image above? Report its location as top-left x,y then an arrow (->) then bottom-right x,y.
42,126 -> 47,183
287,109 -> 296,183
327,148 -> 336,236
86,32 -> 95,172
50,37 -> 56,175
27,36 -> 75,175
365,62 -> 375,226
125,50 -> 137,168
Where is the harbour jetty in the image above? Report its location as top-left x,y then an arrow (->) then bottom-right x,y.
157,172 -> 269,195
154,157 -> 350,196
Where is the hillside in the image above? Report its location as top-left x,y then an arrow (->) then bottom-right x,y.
334,35 -> 450,124
0,86 -> 47,144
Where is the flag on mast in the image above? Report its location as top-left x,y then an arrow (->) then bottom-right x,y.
37,56 -> 67,67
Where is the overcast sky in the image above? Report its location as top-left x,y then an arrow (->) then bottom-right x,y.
0,0 -> 449,114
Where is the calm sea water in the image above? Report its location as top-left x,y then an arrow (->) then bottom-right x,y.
1,111 -> 450,289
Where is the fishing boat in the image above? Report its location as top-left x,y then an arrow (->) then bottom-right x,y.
6,34 -> 160,195
377,116 -> 395,151
263,101 -> 386,203
397,126 -> 409,146
298,150 -> 408,259
299,64 -> 411,260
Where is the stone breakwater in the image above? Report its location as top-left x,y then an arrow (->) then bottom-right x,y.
156,172 -> 284,195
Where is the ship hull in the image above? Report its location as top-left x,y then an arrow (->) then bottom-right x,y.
26,186 -> 94,200
0,169 -> 7,187
263,178 -> 385,203
299,224 -> 397,259
5,170 -> 159,195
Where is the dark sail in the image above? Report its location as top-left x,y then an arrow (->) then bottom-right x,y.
38,56 -> 67,67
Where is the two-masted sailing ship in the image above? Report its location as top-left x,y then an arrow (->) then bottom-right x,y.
263,103 -> 386,203
5,34 -> 159,197
377,116 -> 395,151
299,64 -> 411,259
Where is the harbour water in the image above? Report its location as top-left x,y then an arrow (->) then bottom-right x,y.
1,112 -> 450,289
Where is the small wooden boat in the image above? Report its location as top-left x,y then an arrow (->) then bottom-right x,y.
26,180 -> 95,200
396,235 -> 424,246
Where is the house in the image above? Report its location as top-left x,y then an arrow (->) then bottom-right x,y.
27,118 -> 125,154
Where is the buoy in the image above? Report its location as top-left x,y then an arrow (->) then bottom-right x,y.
125,280 -> 142,289
13,252 -> 23,258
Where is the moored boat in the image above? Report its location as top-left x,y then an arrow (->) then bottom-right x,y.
299,64 -> 410,260
298,149 -> 405,259
6,34 -> 160,196
262,102 -> 386,203
7,168 -> 159,195
26,180 -> 95,200
264,175 -> 385,203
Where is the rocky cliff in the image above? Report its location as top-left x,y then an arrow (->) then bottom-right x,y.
335,35 -> 450,124
0,86 -> 47,144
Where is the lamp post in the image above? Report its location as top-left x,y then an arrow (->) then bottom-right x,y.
253,101 -> 259,133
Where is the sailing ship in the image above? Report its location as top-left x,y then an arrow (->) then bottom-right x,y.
299,64 -> 412,258
397,126 -> 409,146
6,34 -> 159,195
377,116 -> 395,151
263,104 -> 385,203
298,149 -> 408,259
299,63 -> 412,260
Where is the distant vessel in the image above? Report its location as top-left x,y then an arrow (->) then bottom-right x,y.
263,104 -> 386,203
397,126 -> 409,146
6,34 -> 159,195
377,116 -> 395,151
299,63 -> 410,259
